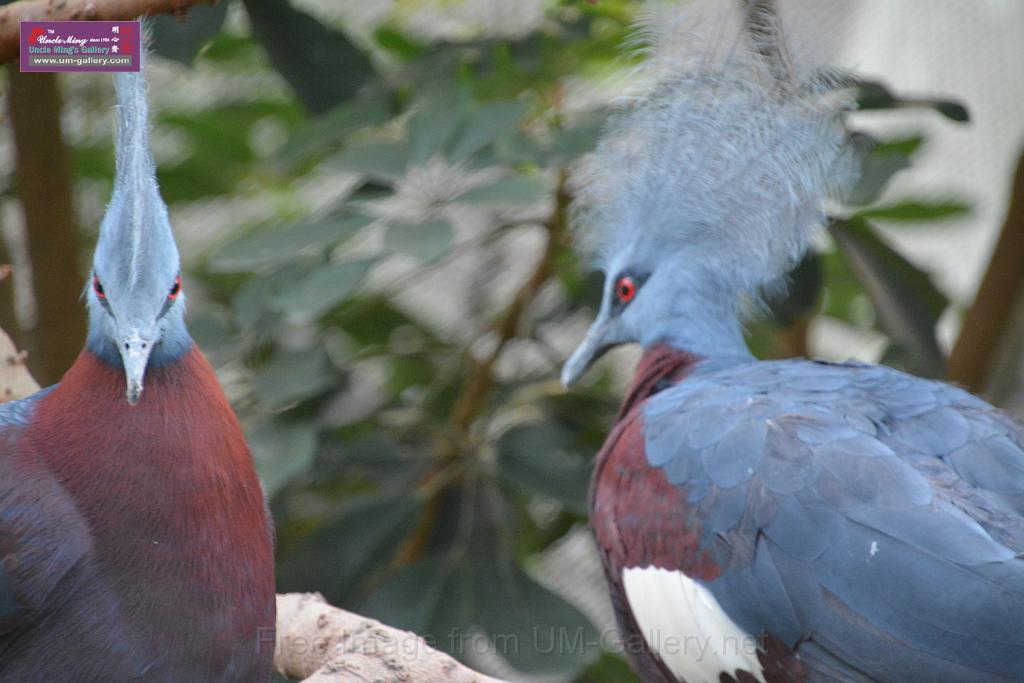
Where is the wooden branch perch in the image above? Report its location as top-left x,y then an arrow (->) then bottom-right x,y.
275,593 -> 513,683
0,322 -> 40,400
0,323 -> 510,682
0,0 -> 215,64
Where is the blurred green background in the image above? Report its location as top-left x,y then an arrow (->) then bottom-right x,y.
2,1 -> 1022,681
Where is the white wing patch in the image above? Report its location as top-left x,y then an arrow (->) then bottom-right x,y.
622,566 -> 766,683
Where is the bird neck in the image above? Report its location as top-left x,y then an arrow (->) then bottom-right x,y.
641,277 -> 752,361
649,311 -> 750,361
616,344 -> 702,422
85,314 -> 193,368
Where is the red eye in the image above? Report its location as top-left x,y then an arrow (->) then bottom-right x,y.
168,275 -> 181,300
615,276 -> 636,303
93,275 -> 106,299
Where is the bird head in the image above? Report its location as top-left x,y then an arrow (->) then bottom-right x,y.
562,2 -> 857,387
87,64 -> 191,405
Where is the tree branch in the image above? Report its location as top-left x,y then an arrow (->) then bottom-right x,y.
0,321 -> 40,400
947,149 -> 1024,394
393,171 -> 571,567
274,593 -> 513,683
0,0 -> 214,64
448,170 -> 570,437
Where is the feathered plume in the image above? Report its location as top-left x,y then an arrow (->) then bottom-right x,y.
97,35 -> 180,291
571,0 -> 858,294
110,65 -> 153,284
112,60 -> 154,201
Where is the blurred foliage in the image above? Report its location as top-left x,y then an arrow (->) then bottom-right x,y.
95,2 -> 976,680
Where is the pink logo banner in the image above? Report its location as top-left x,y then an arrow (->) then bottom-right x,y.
20,21 -> 140,73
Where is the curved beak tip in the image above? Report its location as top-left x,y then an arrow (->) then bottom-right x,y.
119,335 -> 152,406
560,364 -> 580,390
561,318 -> 618,390
561,341 -> 598,390
561,321 -> 606,389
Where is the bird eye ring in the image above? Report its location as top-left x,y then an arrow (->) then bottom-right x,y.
615,276 -> 636,303
93,274 -> 106,299
168,275 -> 181,300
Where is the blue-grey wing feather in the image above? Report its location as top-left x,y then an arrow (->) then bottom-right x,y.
644,359 -> 1024,682
0,383 -> 73,640
0,386 -> 55,433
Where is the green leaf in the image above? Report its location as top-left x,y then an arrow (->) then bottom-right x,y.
846,148 -> 912,206
361,557 -> 466,636
362,485 -> 600,677
384,220 -> 454,263
231,264 -> 308,328
187,311 -> 234,356
575,652 -> 643,683
854,79 -> 902,110
542,116 -> 605,164
497,423 -> 589,514
154,151 -> 237,203
207,215 -> 372,273
150,0 -> 231,65
250,419 -> 319,496
374,25 -> 427,60
765,250 -> 823,326
329,142 -> 410,183
161,101 -> 302,166
456,175 -> 548,208
279,97 -> 393,166
196,33 -> 262,64
468,501 -> 599,676
407,105 -> 460,166
820,250 -> 868,323
276,495 -> 424,604
490,131 -> 544,166
334,295 -> 424,347
446,101 -> 526,162
873,136 -> 924,157
232,278 -> 269,330
251,348 -> 333,408
854,200 -> 970,222
242,0 -> 376,114
855,79 -> 970,123
272,258 -> 377,319
155,101 -> 303,202
932,101 -> 970,123
829,217 -> 948,377
314,433 -> 425,491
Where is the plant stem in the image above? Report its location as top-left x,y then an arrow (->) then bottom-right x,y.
394,170 -> 570,567
447,170 -> 569,440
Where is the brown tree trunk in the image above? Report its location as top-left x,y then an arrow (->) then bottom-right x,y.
6,67 -> 86,385
947,150 -> 1024,395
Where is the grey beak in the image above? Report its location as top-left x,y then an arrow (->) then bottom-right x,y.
561,318 -> 616,388
119,334 -> 152,405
